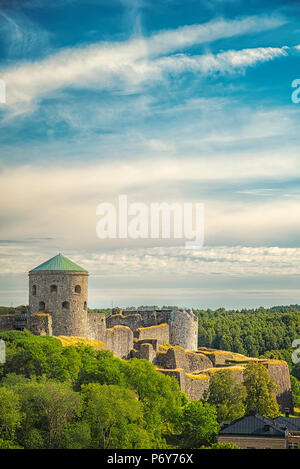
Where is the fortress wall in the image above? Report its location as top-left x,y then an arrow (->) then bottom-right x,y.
169,310 -> 198,351
105,325 -> 133,359
155,348 -> 186,370
158,369 -> 186,393
136,323 -> 170,345
206,351 -> 235,366
87,313 -> 106,341
155,348 -> 217,374
106,313 -> 142,331
0,315 -> 16,330
184,374 -> 210,400
137,343 -> 157,362
185,351 -> 214,372
139,310 -> 158,327
263,362 -> 293,412
27,313 -> 52,336
134,338 -> 159,352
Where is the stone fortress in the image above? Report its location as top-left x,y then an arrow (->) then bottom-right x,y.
0,253 -> 293,411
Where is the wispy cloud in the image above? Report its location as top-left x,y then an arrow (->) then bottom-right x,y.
154,46 -> 288,75
0,10 -> 51,59
0,15 -> 286,114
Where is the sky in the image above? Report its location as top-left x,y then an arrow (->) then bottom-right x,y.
0,0 -> 300,309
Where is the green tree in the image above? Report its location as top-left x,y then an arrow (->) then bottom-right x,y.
290,375 -> 300,408
81,383 -> 150,449
206,370 -> 246,422
121,359 -> 187,439
15,380 -> 82,449
0,387 -> 23,442
180,401 -> 219,448
200,442 -> 240,449
243,362 -> 279,418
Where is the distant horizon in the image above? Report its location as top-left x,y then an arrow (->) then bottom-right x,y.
2,299 -> 300,313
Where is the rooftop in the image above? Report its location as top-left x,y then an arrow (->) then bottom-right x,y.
29,253 -> 87,273
219,409 -> 286,437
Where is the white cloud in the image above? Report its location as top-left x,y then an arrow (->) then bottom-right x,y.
0,151 -> 300,248
1,243 -> 300,278
0,15 -> 286,112
155,46 -> 288,75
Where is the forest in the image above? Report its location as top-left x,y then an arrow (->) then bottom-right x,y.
195,305 -> 300,356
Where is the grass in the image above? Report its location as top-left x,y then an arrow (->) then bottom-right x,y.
137,323 -> 168,331
159,343 -> 183,351
186,373 -> 210,380
30,312 -> 50,317
57,336 -> 105,349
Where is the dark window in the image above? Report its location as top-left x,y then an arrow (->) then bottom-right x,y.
32,285 -> 37,296
50,284 -> 57,293
39,301 -> 45,311
84,301 -> 87,310
62,301 -> 70,309
75,285 -> 81,294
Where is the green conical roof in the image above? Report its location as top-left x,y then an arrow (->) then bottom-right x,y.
30,254 -> 87,272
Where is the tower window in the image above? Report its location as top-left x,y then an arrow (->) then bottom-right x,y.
84,301 -> 87,310
50,285 -> 57,293
39,301 -> 45,311
32,285 -> 37,296
62,301 -> 70,309
75,285 -> 81,294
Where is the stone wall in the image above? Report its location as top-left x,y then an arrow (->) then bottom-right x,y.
87,313 -> 106,341
136,323 -> 170,345
27,313 -> 52,336
154,348 -> 213,373
218,435 -> 286,449
106,308 -> 199,351
0,315 -> 16,330
184,374 -> 210,400
106,313 -> 142,331
135,343 -> 157,362
264,362 -> 293,412
104,326 -> 133,359
134,338 -> 159,352
158,369 -> 186,392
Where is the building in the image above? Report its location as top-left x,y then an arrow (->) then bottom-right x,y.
219,407 -> 300,449
29,253 -> 89,337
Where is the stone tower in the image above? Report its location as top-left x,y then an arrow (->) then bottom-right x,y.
169,309 -> 198,351
29,253 -> 89,337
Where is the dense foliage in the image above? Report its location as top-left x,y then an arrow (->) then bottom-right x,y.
0,330 -> 218,449
195,305 -> 300,357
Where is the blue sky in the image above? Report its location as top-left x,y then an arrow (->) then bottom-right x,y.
0,0 -> 300,309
